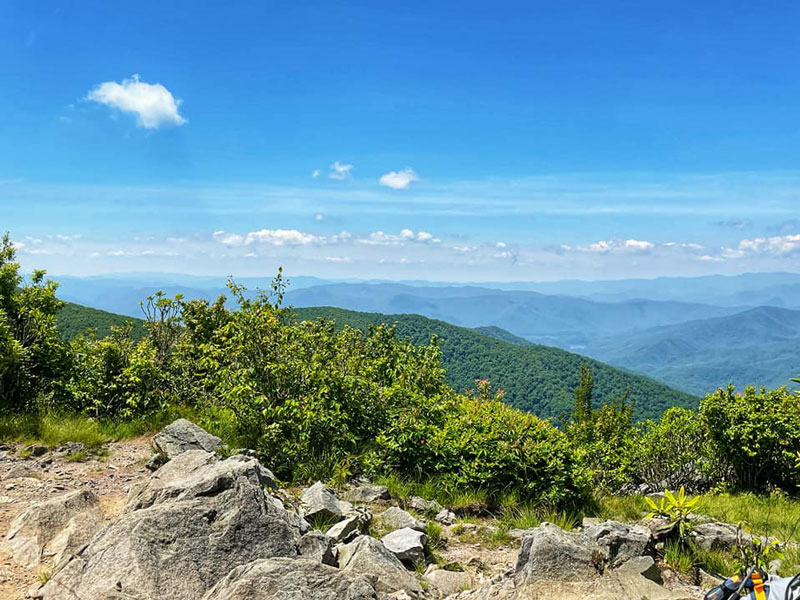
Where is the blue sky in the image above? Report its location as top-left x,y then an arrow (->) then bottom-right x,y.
2,1 -> 800,281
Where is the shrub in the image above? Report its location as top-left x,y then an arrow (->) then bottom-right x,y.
376,381 -> 591,506
700,385 -> 800,492
67,326 -> 169,418
634,407 -> 708,491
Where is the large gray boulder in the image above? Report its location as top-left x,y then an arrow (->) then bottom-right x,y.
381,527 -> 427,566
152,418 -> 224,459
338,535 -> 423,599
582,520 -> 652,566
379,506 -> 425,532
3,489 -> 102,568
39,452 -> 301,600
515,523 -> 603,586
203,557 -> 377,600
301,481 -> 352,523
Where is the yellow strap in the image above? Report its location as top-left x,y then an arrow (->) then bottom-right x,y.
752,574 -> 767,600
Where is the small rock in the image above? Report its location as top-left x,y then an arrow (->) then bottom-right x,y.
407,496 -> 442,515
379,506 -> 426,532
300,481 -> 352,523
514,522 -> 602,585
326,509 -> 372,543
298,531 -> 338,566
425,568 -> 473,596
582,520 -> 652,565
381,527 -> 428,566
25,445 -> 48,457
345,484 -> 391,504
145,453 -> 168,472
4,489 -> 102,568
152,418 -> 224,460
692,521 -> 742,551
435,508 -> 456,525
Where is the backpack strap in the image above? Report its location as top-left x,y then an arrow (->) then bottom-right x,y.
751,571 -> 767,600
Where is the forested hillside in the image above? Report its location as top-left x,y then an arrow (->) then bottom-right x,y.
293,306 -> 698,421
57,302 -> 147,341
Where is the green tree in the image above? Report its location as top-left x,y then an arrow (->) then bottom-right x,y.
0,233 -> 69,411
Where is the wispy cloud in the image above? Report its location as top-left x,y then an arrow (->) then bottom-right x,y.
562,239 -> 655,254
86,74 -> 186,129
329,161 -> 353,180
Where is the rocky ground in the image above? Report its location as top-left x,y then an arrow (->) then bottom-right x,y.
0,419 -> 723,600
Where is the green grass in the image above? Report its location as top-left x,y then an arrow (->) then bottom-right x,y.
36,568 -> 52,585
0,405 -> 210,449
594,494 -> 649,522
694,493 -> 800,543
64,449 -> 88,462
663,541 -> 696,575
498,503 -> 582,533
0,413 -> 110,448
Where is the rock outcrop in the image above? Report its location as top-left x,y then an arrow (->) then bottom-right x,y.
38,451 -> 302,600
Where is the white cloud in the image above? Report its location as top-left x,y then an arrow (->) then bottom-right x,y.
311,169 -> 321,179
247,229 -> 318,246
86,74 -> 186,129
574,239 -> 655,253
214,229 -> 318,247
496,241 -> 507,248
724,234 -> 800,258
329,161 -> 353,180
314,213 -> 324,221
361,229 -> 440,245
379,168 -> 419,190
